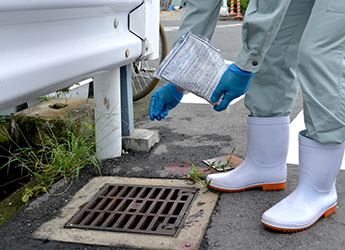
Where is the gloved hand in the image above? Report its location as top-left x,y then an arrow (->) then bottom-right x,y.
211,63 -> 253,111
149,83 -> 183,121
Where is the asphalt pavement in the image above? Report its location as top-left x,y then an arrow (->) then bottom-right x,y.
2,85 -> 345,250
1,10 -> 345,250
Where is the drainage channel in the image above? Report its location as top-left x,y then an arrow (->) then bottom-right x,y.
65,184 -> 198,237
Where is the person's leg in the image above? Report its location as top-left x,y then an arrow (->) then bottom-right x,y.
262,0 -> 345,232
207,0 -> 314,192
173,0 -> 222,45
298,0 -> 345,144
207,116 -> 290,192
244,0 -> 314,117
262,131 -> 345,232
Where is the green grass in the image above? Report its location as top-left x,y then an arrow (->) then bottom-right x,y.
1,121 -> 101,204
186,162 -> 218,194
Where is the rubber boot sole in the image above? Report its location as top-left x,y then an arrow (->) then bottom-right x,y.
208,181 -> 286,193
261,204 -> 337,233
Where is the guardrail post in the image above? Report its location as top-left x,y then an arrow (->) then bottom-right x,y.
94,68 -> 122,160
120,65 -> 134,136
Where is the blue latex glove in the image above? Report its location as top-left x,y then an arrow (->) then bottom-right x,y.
211,63 -> 253,111
149,83 -> 183,121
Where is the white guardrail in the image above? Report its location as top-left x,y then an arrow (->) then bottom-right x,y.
0,0 -> 159,159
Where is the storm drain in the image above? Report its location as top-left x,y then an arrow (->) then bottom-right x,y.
65,184 -> 198,237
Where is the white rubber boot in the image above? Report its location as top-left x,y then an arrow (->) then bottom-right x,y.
206,116 -> 289,192
261,130 -> 345,232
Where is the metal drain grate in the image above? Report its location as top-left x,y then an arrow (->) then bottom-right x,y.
65,184 -> 198,237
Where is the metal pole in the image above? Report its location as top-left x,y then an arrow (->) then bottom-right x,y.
94,68 -> 122,160
120,64 -> 134,136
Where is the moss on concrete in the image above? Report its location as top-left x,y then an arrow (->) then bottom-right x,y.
0,122 -> 10,145
12,98 -> 95,147
0,178 -> 40,226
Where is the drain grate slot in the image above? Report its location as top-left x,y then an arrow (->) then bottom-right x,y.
65,184 -> 198,236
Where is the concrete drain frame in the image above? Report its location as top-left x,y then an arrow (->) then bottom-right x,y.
32,177 -> 219,250
65,184 -> 198,237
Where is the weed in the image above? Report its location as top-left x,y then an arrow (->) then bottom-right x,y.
1,120 -> 102,204
39,96 -> 51,102
186,148 -> 236,194
22,185 -> 48,204
0,115 -> 12,123
186,161 -> 205,184
208,147 -> 236,172
186,162 -> 219,194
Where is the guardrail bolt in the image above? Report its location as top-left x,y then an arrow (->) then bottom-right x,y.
125,49 -> 130,58
114,19 -> 119,29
